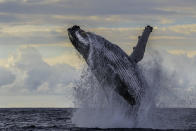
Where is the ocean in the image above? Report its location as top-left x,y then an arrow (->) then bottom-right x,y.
0,108 -> 196,131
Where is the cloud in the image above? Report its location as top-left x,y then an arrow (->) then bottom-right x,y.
0,0 -> 195,49
159,18 -> 174,24
168,50 -> 196,57
44,51 -> 85,69
0,47 -> 79,95
151,36 -> 186,40
0,66 -> 15,86
0,23 -> 194,58
0,0 -> 175,15
0,24 -> 67,45
167,24 -> 196,34
0,0 -> 193,27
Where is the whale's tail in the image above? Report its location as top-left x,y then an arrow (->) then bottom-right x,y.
130,25 -> 153,63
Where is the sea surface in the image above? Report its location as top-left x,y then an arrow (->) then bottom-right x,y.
0,108 -> 196,131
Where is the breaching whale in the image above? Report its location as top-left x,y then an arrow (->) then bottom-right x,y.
67,25 -> 153,105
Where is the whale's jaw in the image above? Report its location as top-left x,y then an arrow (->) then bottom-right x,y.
67,25 -> 90,59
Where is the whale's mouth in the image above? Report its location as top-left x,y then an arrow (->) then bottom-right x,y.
68,25 -> 80,32
67,25 -> 81,41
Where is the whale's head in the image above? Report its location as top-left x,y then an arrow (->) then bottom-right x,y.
67,25 -> 91,59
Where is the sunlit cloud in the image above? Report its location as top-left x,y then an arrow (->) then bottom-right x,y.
168,50 -> 196,57
159,18 -> 174,24
44,51 -> 85,69
0,25 -> 62,36
167,24 -> 196,34
151,36 -> 186,40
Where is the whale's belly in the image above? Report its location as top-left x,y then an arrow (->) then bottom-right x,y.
87,47 -> 143,104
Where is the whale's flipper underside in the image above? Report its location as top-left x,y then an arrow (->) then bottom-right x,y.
129,26 -> 153,63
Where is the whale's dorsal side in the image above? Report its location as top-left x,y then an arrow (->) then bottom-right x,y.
129,26 -> 153,63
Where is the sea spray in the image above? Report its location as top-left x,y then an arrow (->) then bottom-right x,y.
71,51 -> 161,128
135,49 -> 195,129
72,68 -> 135,128
71,49 -> 196,129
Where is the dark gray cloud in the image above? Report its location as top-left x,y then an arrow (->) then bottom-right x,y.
0,0 -> 177,16
0,0 -> 194,44
0,14 -> 19,23
0,0 -> 194,27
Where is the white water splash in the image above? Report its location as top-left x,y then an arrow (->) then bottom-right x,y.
71,49 -> 196,129
71,68 -> 135,128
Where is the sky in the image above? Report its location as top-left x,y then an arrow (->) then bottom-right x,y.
0,0 -> 196,107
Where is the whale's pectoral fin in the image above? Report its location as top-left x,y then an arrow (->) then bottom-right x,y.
129,25 -> 153,63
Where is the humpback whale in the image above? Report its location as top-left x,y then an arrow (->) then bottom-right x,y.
68,25 -> 153,105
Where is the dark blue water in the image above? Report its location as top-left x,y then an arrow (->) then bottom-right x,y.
0,108 -> 73,130
0,108 -> 196,131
